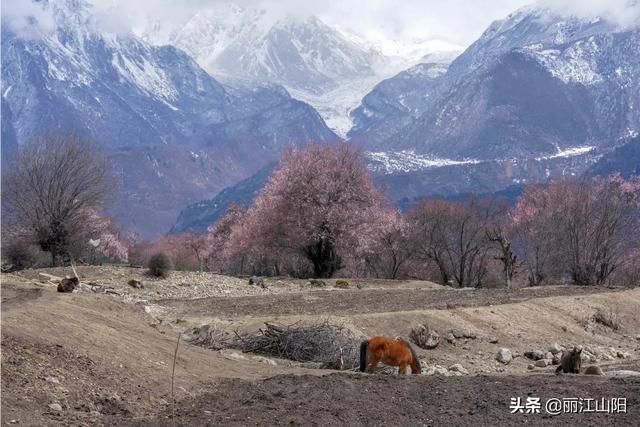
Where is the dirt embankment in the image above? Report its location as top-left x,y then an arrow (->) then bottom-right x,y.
0,282 -> 309,426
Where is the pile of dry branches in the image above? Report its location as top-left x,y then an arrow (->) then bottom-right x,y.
234,321 -> 360,370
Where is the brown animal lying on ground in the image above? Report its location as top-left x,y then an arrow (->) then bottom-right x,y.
57,276 -> 79,293
555,347 -> 582,374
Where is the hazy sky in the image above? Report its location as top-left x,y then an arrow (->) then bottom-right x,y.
3,0 -> 640,46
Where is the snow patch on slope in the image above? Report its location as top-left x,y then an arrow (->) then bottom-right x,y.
366,150 -> 481,174
525,37 -> 603,85
535,145 -> 595,160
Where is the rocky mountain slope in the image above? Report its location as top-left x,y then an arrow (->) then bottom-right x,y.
1,0 -> 338,237
353,6 -> 639,158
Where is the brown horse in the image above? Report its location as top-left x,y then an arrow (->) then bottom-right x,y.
359,336 -> 421,375
555,347 -> 582,374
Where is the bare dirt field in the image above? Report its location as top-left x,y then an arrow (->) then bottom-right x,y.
135,372 -> 640,426
158,284 -> 624,318
2,267 -> 639,426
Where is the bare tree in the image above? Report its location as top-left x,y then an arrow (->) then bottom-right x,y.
485,201 -> 519,289
512,176 -> 640,286
3,133 -> 114,265
408,197 -> 492,288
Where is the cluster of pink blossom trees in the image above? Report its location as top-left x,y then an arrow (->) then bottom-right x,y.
7,134 -> 636,288
189,144 -> 639,287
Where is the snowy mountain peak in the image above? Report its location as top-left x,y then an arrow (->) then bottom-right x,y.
140,5 -> 461,137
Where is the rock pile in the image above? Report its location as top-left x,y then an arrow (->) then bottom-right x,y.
420,361 -> 470,376
409,325 -> 440,349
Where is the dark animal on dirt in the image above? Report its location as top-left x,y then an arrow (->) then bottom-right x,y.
555,347 -> 582,374
360,336 -> 421,375
57,276 -> 79,293
584,366 -> 604,375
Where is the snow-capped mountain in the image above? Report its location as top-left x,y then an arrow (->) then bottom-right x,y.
352,5 -> 640,159
172,5 -> 640,233
143,4 -> 460,137
348,61 -> 451,142
1,0 -> 338,237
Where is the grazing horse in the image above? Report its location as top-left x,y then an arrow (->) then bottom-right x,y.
359,336 -> 421,375
555,347 -> 582,374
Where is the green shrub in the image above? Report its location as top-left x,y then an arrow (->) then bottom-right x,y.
308,279 -> 326,287
334,279 -> 350,288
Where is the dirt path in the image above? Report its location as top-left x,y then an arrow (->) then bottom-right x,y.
130,372 -> 640,426
160,285 -> 625,318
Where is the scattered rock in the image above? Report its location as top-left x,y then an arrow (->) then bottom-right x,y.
446,332 -> 456,344
581,352 -> 597,363
636,334 -> 640,341
524,350 -> 545,361
527,364 -> 535,370
252,355 -> 277,366
535,359 -> 551,367
496,348 -> 512,364
548,343 -> 563,354
552,353 -> 561,365
617,351 -> 630,359
450,329 -> 477,339
300,362 -> 325,369
544,351 -> 553,360
219,350 -> 247,361
127,279 -> 144,289
409,325 -> 440,350
487,337 -> 499,344
448,363 -> 469,375
584,366 -> 604,375
584,345 -> 598,356
45,376 -> 60,384
422,363 -> 449,376
48,403 -> 63,412
249,276 -> 266,288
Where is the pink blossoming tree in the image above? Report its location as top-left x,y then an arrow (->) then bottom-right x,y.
228,143 -> 386,278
